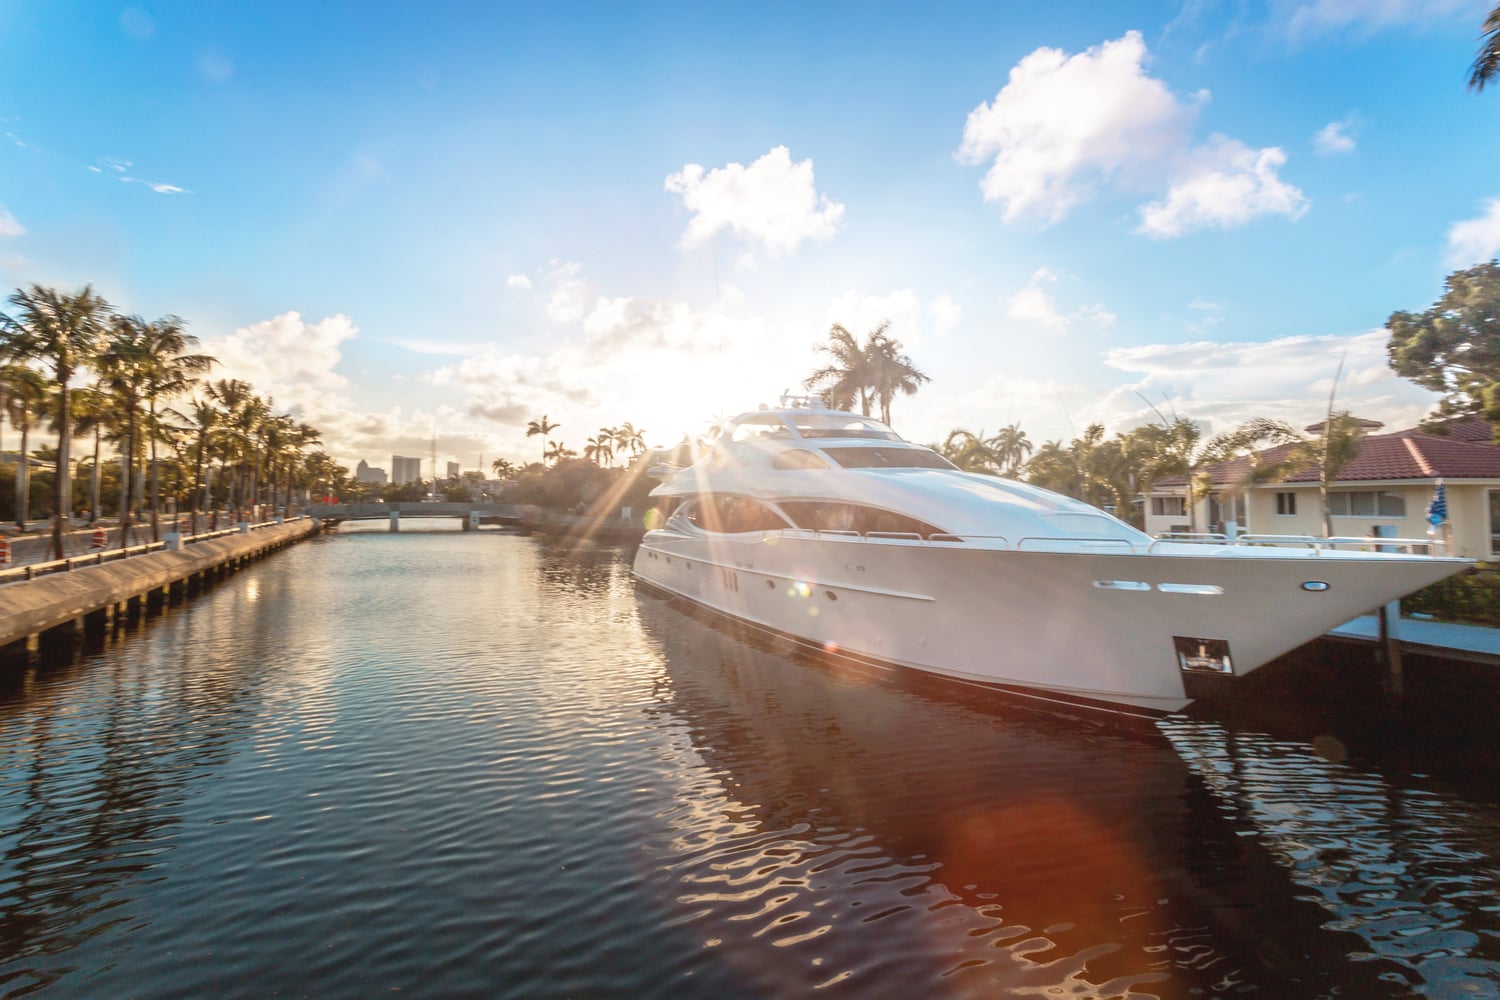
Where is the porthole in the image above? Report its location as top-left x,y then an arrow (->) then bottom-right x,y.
766,579 -> 775,589
826,591 -> 839,602
1301,581 -> 1330,592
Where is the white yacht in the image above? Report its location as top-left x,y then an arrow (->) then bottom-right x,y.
631,398 -> 1472,719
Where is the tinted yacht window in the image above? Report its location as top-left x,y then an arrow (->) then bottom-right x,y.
822,447 -> 955,469
772,449 -> 830,470
683,495 -> 791,533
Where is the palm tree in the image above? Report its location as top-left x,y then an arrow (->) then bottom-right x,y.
69,384 -> 114,523
804,321 -> 930,427
584,432 -> 613,467
102,315 -> 215,539
491,457 -> 516,480
804,322 -> 875,415
174,395 -> 222,532
1139,415 -> 1306,533
97,315 -> 153,546
938,429 -> 1001,473
0,364 -> 48,529
1278,411 -> 1365,538
987,423 -> 1032,477
543,440 -> 575,465
207,378 -> 265,522
527,414 -> 560,466
1024,439 -> 1079,497
866,329 -> 930,427
2,284 -> 112,558
615,422 -> 646,461
1471,4 -> 1500,91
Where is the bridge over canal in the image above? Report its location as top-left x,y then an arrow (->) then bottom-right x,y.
306,502 -> 525,531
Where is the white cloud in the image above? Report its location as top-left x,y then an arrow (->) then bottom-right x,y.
203,311 -> 356,403
506,274 -> 532,290
824,289 -> 961,349
957,31 -> 1197,225
1005,269 -> 1116,334
1446,199 -> 1500,267
959,31 -> 1306,238
665,145 -> 845,256
91,157 -> 189,194
1136,138 -> 1306,238
1313,118 -> 1357,154
1286,0 -> 1475,38
929,294 -> 963,334
0,207 -> 23,238
543,260 -> 588,324
1101,328 -> 1438,435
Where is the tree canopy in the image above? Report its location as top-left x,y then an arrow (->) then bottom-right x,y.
1386,260 -> 1500,435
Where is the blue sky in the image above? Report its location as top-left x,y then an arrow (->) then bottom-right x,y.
3,1 -> 1498,475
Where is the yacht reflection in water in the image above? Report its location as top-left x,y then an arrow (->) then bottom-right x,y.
636,592 -> 1423,998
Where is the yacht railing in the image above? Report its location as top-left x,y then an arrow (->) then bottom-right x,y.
775,527 -> 1011,548
1149,533 -> 1445,556
1015,536 -> 1138,552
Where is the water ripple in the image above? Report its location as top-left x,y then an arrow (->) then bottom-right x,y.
0,534 -> 1495,998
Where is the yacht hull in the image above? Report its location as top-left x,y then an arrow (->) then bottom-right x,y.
632,531 -> 1468,717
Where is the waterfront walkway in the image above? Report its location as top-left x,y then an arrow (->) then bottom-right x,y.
1329,613 -> 1500,665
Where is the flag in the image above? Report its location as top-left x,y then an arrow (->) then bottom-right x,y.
1426,481 -> 1448,526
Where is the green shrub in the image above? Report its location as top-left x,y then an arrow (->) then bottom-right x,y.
1402,562 -> 1500,627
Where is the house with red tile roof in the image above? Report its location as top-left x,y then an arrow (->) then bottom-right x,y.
1143,417 -> 1500,559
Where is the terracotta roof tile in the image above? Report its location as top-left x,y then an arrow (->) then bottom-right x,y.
1152,418 -> 1500,488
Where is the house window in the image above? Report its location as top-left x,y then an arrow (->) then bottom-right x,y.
1275,492 -> 1296,516
1151,496 -> 1186,517
1489,490 -> 1500,557
1327,490 -> 1406,518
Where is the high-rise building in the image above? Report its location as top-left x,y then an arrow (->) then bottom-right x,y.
391,455 -> 422,484
446,461 -> 460,480
355,460 -> 388,485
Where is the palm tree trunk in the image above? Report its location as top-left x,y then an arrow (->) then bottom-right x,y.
148,403 -> 160,542
51,382 -> 70,561
15,423 -> 28,531
119,420 -> 135,549
90,429 -> 101,524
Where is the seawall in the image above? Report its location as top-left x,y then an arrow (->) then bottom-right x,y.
0,518 -> 317,656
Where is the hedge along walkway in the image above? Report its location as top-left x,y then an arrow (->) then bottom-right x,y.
0,519 -> 318,654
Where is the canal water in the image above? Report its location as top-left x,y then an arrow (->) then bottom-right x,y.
1,529 -> 1499,998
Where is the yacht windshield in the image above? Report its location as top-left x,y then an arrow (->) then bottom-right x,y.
822,447 -> 955,469
788,412 -> 900,440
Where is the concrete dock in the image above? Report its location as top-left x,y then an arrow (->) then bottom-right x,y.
0,519 -> 317,657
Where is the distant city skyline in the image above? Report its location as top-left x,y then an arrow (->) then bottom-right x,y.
3,2 -> 1498,475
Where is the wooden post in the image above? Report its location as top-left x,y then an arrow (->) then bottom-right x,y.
1378,599 -> 1404,701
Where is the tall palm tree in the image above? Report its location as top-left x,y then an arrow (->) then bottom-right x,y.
1471,4 -> 1500,91
804,322 -> 875,415
69,384 -> 114,523
0,364 -> 48,529
174,395 -> 221,532
2,284 -> 112,558
585,432 -> 614,467
615,422 -> 646,461
866,329 -> 930,427
491,457 -> 516,480
527,414 -> 560,466
135,316 -> 214,539
207,378 -> 263,522
97,315 -> 153,546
